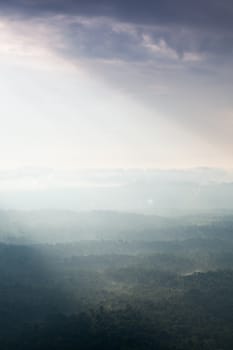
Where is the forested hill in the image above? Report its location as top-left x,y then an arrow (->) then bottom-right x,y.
0,238 -> 232,349
0,209 -> 233,243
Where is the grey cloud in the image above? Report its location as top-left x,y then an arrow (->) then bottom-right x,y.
54,19 -> 181,63
1,0 -> 233,30
0,0 -> 233,60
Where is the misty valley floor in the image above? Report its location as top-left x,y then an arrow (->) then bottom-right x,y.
0,212 -> 233,349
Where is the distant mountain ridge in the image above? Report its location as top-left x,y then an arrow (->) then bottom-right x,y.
0,209 -> 233,244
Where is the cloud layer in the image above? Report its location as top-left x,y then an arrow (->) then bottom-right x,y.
1,0 -> 233,61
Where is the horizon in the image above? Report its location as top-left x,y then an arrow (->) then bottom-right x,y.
0,167 -> 232,213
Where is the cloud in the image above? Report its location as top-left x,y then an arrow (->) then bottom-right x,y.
0,167 -> 233,192
0,0 -> 232,29
0,0 -> 232,62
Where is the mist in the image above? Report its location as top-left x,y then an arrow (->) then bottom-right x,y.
1,167 -> 233,214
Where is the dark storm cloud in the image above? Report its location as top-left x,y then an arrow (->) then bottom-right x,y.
1,0 -> 233,31
0,0 -> 233,61
58,20 -> 149,62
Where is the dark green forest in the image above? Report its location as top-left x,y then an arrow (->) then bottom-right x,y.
0,212 -> 233,349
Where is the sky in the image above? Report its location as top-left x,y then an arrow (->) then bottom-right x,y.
0,0 -> 233,172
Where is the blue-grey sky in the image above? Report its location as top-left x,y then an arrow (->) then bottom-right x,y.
0,0 -> 233,171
